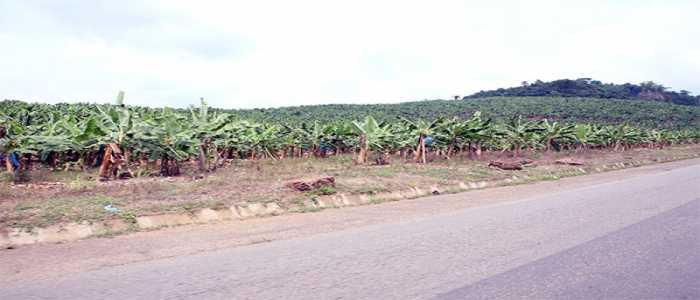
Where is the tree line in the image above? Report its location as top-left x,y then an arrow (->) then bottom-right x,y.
465,78 -> 699,106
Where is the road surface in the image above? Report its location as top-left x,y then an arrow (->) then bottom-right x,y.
1,161 -> 699,299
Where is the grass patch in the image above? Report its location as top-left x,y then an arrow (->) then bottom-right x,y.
372,168 -> 397,178
9,195 -> 120,230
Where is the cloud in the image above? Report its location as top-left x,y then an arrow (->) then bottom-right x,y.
1,0 -> 698,109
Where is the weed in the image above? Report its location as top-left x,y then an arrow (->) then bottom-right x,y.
372,168 -> 397,178
180,203 -> 196,214
119,211 -> 138,225
354,187 -> 377,194
67,176 -> 97,190
15,202 -> 36,211
311,186 -> 337,196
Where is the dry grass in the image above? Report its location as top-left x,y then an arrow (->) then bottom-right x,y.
1,144 -> 698,230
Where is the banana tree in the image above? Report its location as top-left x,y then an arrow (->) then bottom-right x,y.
0,112 -> 74,182
401,118 -> 445,164
538,119 -> 575,151
0,116 -> 30,181
188,98 -> 230,172
499,116 -> 542,157
572,124 -> 604,151
351,116 -> 394,164
247,124 -> 283,160
324,121 -> 355,156
439,117 -> 466,159
93,103 -> 136,180
296,121 -> 330,157
132,111 -> 199,176
1,115 -> 21,175
459,112 -> 492,158
602,124 -> 641,151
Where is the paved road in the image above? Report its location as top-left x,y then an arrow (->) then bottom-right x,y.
1,163 -> 698,299
436,199 -> 700,300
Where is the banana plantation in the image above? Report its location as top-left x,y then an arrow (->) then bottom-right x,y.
1,97 -> 698,183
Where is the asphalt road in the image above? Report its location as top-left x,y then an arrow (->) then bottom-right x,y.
1,163 -> 698,300
435,199 -> 700,300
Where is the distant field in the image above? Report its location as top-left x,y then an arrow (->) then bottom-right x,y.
221,97 -> 700,129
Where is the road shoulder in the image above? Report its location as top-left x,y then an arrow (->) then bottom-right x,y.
1,158 -> 699,284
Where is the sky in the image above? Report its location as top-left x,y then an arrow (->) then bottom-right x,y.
0,0 -> 698,109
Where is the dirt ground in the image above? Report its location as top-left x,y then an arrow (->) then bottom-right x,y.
1,145 -> 699,231
1,157 -> 698,285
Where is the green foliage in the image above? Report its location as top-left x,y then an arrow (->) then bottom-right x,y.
217,97 -> 699,129
466,78 -> 699,106
0,96 -> 698,181
311,186 -> 337,196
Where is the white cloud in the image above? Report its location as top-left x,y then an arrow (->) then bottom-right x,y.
1,0 -> 698,108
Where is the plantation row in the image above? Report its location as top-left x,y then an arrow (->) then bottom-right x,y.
1,98 -> 698,182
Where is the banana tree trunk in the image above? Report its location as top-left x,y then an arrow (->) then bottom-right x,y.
421,136 -> 427,164
198,144 -> 207,172
160,155 -> 181,176
265,148 -> 277,160
614,141 -> 622,151
122,148 -> 133,178
415,135 -> 427,164
414,137 -> 421,162
98,145 -> 113,180
13,154 -> 30,183
4,155 -> 12,174
447,143 -> 454,159
357,133 -> 367,164
336,141 -> 343,156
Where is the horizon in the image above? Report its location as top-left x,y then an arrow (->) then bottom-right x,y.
1,1 -> 699,109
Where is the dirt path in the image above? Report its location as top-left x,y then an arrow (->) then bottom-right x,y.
1,158 -> 699,284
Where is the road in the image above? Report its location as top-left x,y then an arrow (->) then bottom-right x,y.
1,161 -> 699,299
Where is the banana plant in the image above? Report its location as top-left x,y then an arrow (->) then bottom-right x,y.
602,124 -> 642,151
188,98 -> 230,172
351,116 -> 394,164
538,119 -> 575,151
572,124 -> 604,151
132,111 -> 199,176
499,116 -> 542,157
401,118 -> 445,164
439,117 -> 466,159
296,121 -> 330,157
325,121 -> 355,155
247,123 -> 283,160
458,112 -> 492,158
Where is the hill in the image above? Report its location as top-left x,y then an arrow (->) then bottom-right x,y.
464,79 -> 699,106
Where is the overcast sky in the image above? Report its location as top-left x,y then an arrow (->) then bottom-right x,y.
1,0 -> 698,109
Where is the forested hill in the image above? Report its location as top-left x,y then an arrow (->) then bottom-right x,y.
220,97 -> 699,129
464,79 -> 699,106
